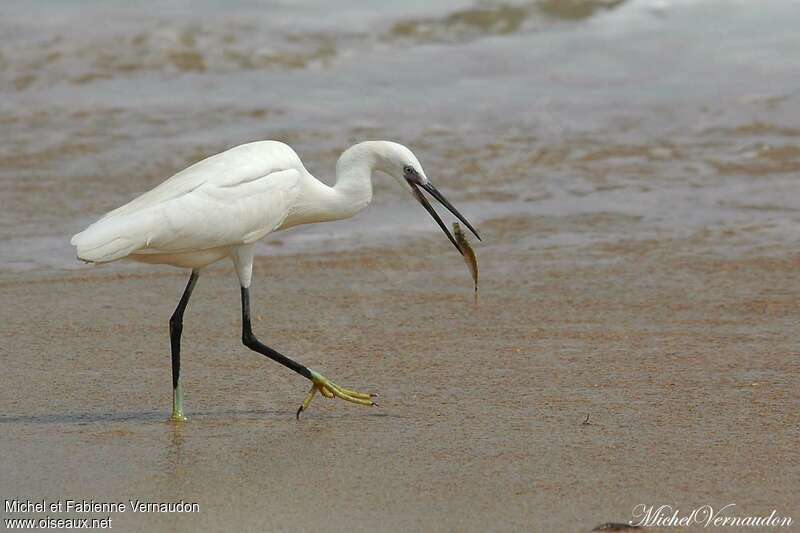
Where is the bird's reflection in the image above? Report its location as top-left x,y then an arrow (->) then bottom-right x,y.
165,423 -> 187,479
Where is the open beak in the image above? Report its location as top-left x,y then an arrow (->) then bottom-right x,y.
409,181 -> 481,255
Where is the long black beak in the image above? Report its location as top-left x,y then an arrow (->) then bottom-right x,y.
409,181 -> 481,255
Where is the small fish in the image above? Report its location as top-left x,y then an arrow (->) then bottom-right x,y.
453,222 -> 478,293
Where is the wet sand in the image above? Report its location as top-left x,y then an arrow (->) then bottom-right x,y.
2,1 -> 799,529
1,213 -> 797,532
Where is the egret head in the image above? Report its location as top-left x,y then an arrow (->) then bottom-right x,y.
377,142 -> 481,254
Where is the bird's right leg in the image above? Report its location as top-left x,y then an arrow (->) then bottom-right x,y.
231,245 -> 374,418
239,286 -> 375,418
169,270 -> 199,422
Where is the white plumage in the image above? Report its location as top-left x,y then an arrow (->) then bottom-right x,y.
72,141 -> 306,267
70,139 -> 480,420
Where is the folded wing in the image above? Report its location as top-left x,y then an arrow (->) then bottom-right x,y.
71,142 -> 304,263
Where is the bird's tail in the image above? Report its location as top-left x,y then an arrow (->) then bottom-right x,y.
71,213 -> 152,263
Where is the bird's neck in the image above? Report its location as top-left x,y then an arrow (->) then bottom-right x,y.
319,142 -> 383,221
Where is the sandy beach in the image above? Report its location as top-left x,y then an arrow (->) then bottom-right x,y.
2,211 -> 798,531
2,0 -> 799,531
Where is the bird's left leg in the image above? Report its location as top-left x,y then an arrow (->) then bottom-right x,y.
239,286 -> 375,418
168,270 -> 199,422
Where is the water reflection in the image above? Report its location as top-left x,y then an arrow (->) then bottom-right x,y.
166,423 -> 187,479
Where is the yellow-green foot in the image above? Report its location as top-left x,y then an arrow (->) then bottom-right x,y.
169,412 -> 188,423
296,369 -> 377,419
169,382 -> 187,422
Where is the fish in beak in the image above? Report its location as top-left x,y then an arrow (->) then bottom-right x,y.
407,179 -> 481,255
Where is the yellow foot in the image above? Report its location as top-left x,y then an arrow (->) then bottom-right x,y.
169,411 -> 188,423
296,369 -> 377,419
169,383 -> 187,422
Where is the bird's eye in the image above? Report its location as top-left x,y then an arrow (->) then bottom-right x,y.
404,165 -> 414,175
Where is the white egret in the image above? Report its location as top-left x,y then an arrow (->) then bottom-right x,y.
71,140 -> 480,421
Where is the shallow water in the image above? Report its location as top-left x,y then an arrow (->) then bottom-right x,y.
1,0 -> 799,270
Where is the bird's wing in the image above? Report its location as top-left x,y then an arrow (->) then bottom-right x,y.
72,142 -> 305,262
138,168 -> 301,252
98,141 -> 303,221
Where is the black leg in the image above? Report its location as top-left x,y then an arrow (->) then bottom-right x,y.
170,270 -> 199,391
240,286 -> 313,380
